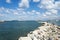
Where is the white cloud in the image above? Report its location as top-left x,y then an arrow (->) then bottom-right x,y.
28,10 -> 41,15
39,0 -> 60,9
0,7 -> 13,14
0,7 -> 59,20
32,10 -> 36,13
0,7 -> 5,12
38,0 -> 55,9
33,0 -> 40,2
38,0 -> 60,19
48,9 -> 58,14
6,9 -> 11,13
22,11 -> 26,15
19,0 -> 29,8
43,14 -> 47,17
27,10 -> 36,15
14,12 -> 18,15
0,14 -> 4,16
17,8 -> 25,11
45,12 -> 51,15
36,12 -> 41,15
55,1 -> 60,9
6,0 -> 11,3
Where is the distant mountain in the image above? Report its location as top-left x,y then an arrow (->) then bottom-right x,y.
46,19 -> 60,26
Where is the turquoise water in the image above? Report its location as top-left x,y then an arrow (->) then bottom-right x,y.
0,21 -> 41,40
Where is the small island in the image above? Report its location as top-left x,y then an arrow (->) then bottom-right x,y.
0,20 -> 4,23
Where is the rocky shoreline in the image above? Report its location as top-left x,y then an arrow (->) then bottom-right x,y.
18,22 -> 60,40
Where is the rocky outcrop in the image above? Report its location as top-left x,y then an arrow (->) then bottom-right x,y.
18,22 -> 60,40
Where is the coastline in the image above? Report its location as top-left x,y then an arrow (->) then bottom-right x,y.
18,22 -> 60,40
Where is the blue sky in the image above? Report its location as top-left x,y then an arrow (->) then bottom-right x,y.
0,0 -> 60,21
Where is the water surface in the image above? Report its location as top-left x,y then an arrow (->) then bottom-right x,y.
0,21 -> 41,40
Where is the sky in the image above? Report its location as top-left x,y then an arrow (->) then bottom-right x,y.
0,0 -> 60,21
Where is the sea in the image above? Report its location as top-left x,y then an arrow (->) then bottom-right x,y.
0,20 -> 60,40
0,21 -> 42,40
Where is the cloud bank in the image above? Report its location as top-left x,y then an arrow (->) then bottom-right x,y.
0,0 -> 60,20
